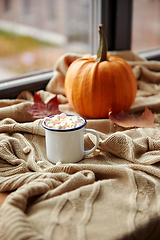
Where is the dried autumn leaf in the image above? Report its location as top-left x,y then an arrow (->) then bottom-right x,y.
24,91 -> 61,119
109,107 -> 159,128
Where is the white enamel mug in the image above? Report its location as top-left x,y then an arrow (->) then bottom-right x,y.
42,115 -> 99,164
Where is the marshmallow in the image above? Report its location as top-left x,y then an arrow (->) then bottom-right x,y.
46,121 -> 54,128
60,113 -> 67,119
37,160 -> 45,167
93,149 -> 100,156
56,161 -> 62,165
44,114 -> 83,130
23,146 -> 31,154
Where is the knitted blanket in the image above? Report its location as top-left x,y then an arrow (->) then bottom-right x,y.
1,51 -> 160,240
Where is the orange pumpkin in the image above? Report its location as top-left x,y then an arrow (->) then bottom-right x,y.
65,24 -> 137,119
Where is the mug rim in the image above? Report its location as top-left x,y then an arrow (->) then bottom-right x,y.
42,114 -> 87,132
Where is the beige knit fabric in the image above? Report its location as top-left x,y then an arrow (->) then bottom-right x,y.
1,51 -> 160,240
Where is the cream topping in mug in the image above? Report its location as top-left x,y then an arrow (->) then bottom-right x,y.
44,113 -> 83,130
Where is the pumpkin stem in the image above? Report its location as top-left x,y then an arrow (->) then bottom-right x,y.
95,24 -> 108,62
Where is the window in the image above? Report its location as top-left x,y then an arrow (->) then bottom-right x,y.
131,0 -> 160,60
132,0 -> 160,52
0,0 -> 160,99
100,0 -> 133,51
0,0 -> 92,98
0,0 -> 91,83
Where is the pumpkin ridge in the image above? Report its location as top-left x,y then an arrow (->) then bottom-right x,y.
79,61 -> 99,118
70,60 -> 95,117
80,63 -> 93,117
98,61 -> 112,117
108,61 -> 120,114
88,62 -> 100,118
71,61 -> 88,115
117,61 -> 130,111
117,60 -> 137,107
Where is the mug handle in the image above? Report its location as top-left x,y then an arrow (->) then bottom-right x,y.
83,129 -> 99,155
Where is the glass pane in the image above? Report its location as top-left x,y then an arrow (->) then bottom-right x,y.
0,0 -> 90,81
131,0 -> 160,52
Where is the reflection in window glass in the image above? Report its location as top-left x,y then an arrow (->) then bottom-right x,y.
131,0 -> 160,52
23,0 -> 31,15
48,0 -> 55,20
4,0 -> 10,12
0,0 -> 90,81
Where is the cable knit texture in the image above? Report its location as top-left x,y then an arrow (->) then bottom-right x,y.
1,51 -> 160,240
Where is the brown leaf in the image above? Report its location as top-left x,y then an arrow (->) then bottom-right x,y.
109,107 -> 159,128
24,91 -> 61,119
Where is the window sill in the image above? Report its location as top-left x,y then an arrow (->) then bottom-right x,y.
0,69 -> 53,99
1,47 -> 160,100
138,47 -> 160,61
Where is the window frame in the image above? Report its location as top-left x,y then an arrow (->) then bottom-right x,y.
101,0 -> 133,51
1,0 -> 160,99
101,0 -> 160,60
0,69 -> 52,99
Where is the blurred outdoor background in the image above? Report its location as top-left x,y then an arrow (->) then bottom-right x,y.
0,0 -> 160,81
